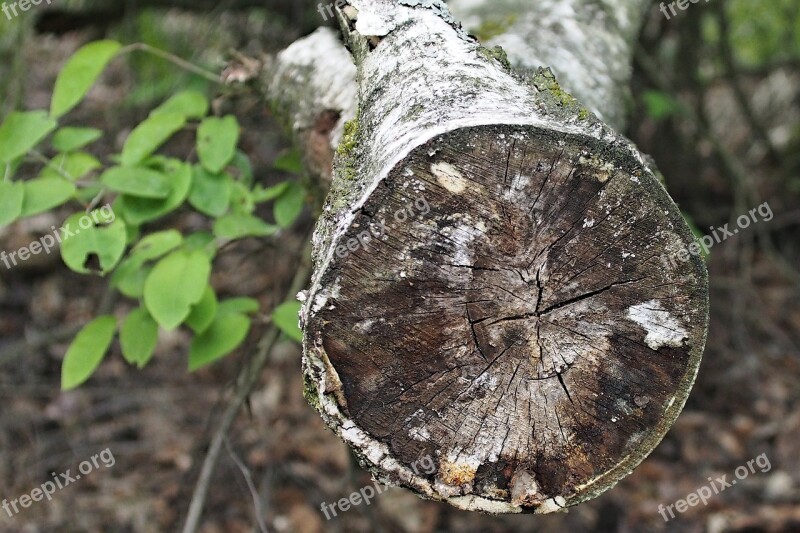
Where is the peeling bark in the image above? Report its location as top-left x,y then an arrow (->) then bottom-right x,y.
278,0 -> 709,514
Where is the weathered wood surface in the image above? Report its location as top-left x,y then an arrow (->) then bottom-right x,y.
271,0 -> 710,514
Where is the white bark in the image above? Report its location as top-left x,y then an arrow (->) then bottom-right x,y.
447,0 -> 651,130
266,0 -> 651,172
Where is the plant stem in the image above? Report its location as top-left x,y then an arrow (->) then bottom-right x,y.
181,237 -> 313,533
120,43 -> 221,84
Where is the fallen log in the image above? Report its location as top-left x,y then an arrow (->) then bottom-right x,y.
271,0 -> 708,514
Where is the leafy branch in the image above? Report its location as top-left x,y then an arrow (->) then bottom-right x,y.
0,39 -> 307,388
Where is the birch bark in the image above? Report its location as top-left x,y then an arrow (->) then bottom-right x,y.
447,0 -> 651,130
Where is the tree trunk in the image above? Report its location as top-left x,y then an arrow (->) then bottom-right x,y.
272,0 -> 708,514
446,0 -> 651,130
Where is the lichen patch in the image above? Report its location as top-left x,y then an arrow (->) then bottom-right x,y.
439,456 -> 479,486
432,162 -> 469,193
626,300 -> 689,350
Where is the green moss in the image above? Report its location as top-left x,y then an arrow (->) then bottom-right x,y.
473,15 -> 517,42
335,109 -> 360,183
337,116 -> 359,158
303,372 -> 321,412
531,67 -> 593,121
532,68 -> 576,106
478,45 -> 511,71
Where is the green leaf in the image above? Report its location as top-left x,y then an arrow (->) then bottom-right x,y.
51,40 -> 122,119
21,178 -> 76,217
213,213 -> 278,240
144,250 -> 212,330
117,159 -> 192,225
111,230 -> 183,297
111,259 -> 151,298
272,301 -> 302,342
231,151 -> 253,183
0,111 -> 58,164
101,166 -> 172,199
125,222 -> 141,245
152,91 -> 209,120
188,311 -> 251,371
60,207 -> 128,274
274,182 -> 305,228
188,166 -> 232,217
39,152 -> 102,181
61,315 -> 116,390
0,182 -> 24,227
2,158 -> 24,181
75,184 -> 105,205
273,148 -> 303,175
197,116 -> 239,173
183,232 -> 216,257
218,297 -> 259,315
120,307 -> 159,368
51,127 -> 103,152
185,286 -> 218,333
229,182 -> 255,214
121,113 -> 186,166
252,181 -> 289,203
130,230 -> 183,262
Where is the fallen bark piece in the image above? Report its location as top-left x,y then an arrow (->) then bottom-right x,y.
298,0 -> 708,513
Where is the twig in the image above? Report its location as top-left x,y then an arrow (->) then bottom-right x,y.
181,237 -> 313,533
224,437 -> 269,533
28,150 -> 75,181
119,43 -> 221,84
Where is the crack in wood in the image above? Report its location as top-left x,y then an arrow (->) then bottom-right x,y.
305,123 -> 708,512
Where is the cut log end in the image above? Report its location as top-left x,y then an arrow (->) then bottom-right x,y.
303,124 -> 708,513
